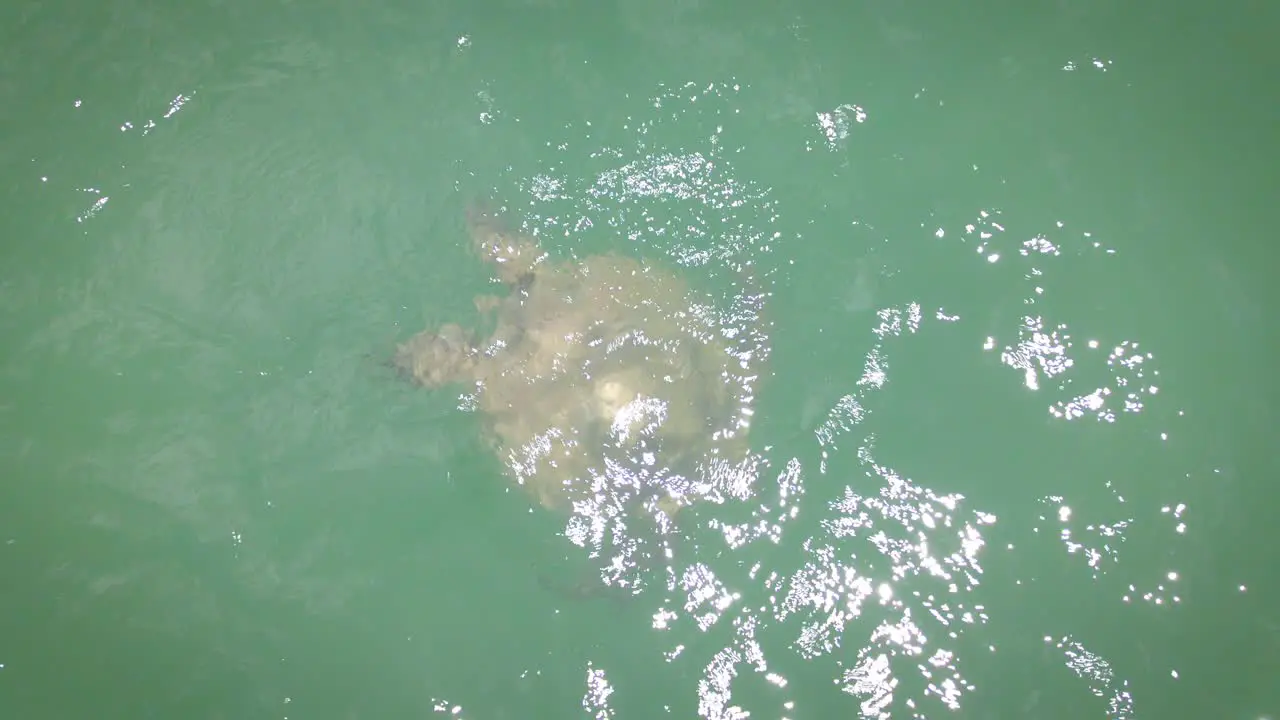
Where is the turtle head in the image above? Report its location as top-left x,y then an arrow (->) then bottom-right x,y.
392,323 -> 480,387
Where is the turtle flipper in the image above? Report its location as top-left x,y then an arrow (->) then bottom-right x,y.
465,200 -> 543,286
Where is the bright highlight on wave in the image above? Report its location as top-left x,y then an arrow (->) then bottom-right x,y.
425,80 -> 1167,720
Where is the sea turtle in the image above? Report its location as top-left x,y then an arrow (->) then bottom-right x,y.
394,203 -> 752,516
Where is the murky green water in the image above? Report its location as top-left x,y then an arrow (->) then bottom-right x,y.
2,1 -> 1277,718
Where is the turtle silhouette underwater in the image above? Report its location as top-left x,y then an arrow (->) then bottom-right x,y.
394,202 -> 753,517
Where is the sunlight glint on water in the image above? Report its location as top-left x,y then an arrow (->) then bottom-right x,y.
418,75 -> 1186,719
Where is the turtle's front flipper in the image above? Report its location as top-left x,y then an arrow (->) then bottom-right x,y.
465,201 -> 544,286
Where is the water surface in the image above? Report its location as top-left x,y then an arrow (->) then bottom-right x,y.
1,1 -> 1277,718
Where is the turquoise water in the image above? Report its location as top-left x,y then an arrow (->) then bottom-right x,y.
2,1 -> 1277,718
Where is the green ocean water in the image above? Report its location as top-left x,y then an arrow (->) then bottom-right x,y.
2,1 -> 1277,718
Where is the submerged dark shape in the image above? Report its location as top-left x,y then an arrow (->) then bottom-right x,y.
394,202 -> 752,515
536,570 -> 635,605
